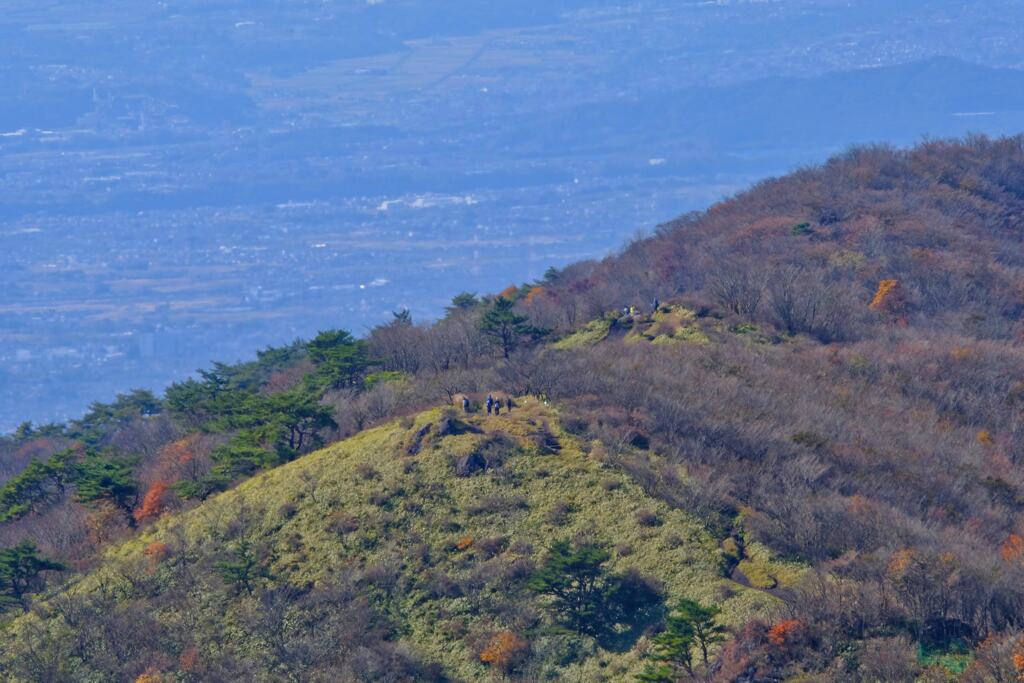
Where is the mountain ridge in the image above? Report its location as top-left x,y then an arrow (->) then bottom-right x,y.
4,135 -> 1024,680
4,403 -> 793,681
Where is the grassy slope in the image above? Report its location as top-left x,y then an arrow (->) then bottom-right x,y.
625,306 -> 711,346
48,399 -> 789,681
555,305 -> 714,350
553,317 -> 613,349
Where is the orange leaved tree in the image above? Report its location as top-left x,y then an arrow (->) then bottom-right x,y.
480,631 -> 529,673
869,279 -> 906,320
134,481 -> 172,524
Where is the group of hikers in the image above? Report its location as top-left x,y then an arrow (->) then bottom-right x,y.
620,298 -> 659,318
461,394 -> 513,415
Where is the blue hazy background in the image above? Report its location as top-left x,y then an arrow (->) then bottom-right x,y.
3,0 -> 1024,429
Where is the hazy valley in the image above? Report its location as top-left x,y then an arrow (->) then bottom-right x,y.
5,0 -> 1024,429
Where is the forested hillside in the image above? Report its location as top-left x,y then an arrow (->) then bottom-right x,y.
4,135 -> 1024,681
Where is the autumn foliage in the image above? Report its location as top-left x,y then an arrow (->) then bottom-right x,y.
11,438 -> 60,468
144,541 -> 170,573
178,648 -> 200,672
134,669 -> 164,683
86,502 -> 129,546
767,619 -> 805,647
134,481 -> 172,524
869,278 -> 905,316
1000,534 -> 1024,563
887,548 -> 915,576
163,435 -> 199,466
524,286 -> 549,304
479,631 -> 529,672
153,434 -> 203,482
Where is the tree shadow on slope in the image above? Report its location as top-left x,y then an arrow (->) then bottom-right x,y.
528,539 -> 665,654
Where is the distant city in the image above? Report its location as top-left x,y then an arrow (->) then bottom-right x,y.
4,0 -> 1024,430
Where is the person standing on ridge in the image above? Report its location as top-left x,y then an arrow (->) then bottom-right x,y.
494,400 -> 501,416
486,395 -> 494,415
506,397 -> 513,413
462,396 -> 470,413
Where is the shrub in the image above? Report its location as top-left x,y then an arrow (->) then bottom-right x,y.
479,631 -> 529,673
467,494 -> 528,516
368,490 -> 392,507
134,669 -> 165,683
869,278 -> 906,317
791,431 -> 827,449
355,463 -> 379,480
328,513 -> 360,535
856,637 -> 920,682
144,541 -> 170,573
503,557 -> 536,583
768,619 -> 806,647
476,536 -> 508,559
562,417 -> 589,435
1001,534 -> 1024,563
545,501 -> 574,526
428,571 -> 462,599
134,481 -> 172,525
441,617 -> 468,640
636,509 -> 662,527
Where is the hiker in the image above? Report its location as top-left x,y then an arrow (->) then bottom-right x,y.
462,396 -> 470,413
652,298 -> 659,312
486,395 -> 494,414
494,401 -> 501,416
506,397 -> 513,413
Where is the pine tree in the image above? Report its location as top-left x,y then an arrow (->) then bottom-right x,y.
305,329 -> 373,390
74,454 -> 140,526
637,599 -> 725,680
447,292 -> 479,312
635,663 -> 675,683
0,447 -> 81,523
649,610 -> 695,675
528,540 -> 611,636
0,541 -> 65,612
673,599 -> 726,665
214,540 -> 268,595
479,297 -> 546,359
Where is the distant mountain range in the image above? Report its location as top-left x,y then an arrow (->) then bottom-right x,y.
512,57 -> 1024,156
